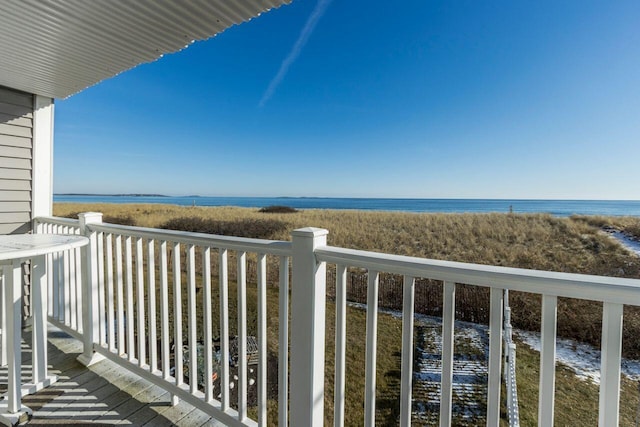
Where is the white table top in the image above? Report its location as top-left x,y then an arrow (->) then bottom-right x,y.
0,234 -> 89,261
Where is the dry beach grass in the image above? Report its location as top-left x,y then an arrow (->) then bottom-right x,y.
53,203 -> 640,425
54,202 -> 640,351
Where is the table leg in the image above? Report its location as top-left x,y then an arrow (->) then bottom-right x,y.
6,259 -> 22,413
32,255 -> 47,384
0,260 -> 33,425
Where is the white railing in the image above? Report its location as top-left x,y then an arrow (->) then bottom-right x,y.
34,215 -> 640,426
315,244 -> 640,427
36,214 -> 292,427
33,216 -> 83,338
503,290 -> 520,427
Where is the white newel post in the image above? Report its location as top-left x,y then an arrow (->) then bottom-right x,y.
290,228 -> 328,427
78,212 -> 104,366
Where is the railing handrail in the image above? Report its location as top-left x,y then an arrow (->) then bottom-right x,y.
86,222 -> 293,256
316,245 -> 640,304
34,216 -> 292,256
34,216 -> 80,228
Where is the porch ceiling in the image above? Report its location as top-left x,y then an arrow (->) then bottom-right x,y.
0,0 -> 290,99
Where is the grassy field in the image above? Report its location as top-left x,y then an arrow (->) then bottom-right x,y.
53,203 -> 640,425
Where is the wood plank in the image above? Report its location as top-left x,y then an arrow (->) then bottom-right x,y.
97,379 -> 163,423
115,382 -> 173,425
0,212 -> 30,223
0,102 -> 33,118
0,168 -> 30,180
0,178 -> 30,191
0,190 -> 31,202
0,134 -> 31,149
97,393 -> 150,423
111,391 -> 170,426
0,222 -> 30,234
177,410 -> 216,427
141,398 -> 197,426
0,113 -> 32,128
0,156 -> 31,169
24,328 -> 235,427
198,417 -> 227,426
0,143 -> 31,158
0,123 -> 32,138
0,88 -> 33,108
34,363 -> 128,418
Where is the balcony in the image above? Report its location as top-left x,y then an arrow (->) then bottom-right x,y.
1,213 -> 638,426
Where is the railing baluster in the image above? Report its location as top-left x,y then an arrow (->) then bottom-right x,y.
68,244 -> 77,330
63,247 -> 71,325
257,253 -> 267,426
136,237 -> 146,367
364,270 -> 379,426
125,236 -> 135,362
47,252 -> 53,318
203,247 -> 213,402
115,235 -> 125,354
441,281 -> 456,426
52,252 -> 60,321
219,248 -> 230,412
173,242 -> 183,405
187,244 -> 197,393
106,234 -> 115,351
278,256 -> 289,427
160,241 -> 170,383
334,264 -> 347,427
148,239 -> 157,372
237,251 -> 248,421
399,275 -> 416,426
75,247 -> 83,333
97,232 -> 106,345
599,302 -> 623,426
487,287 -> 504,427
539,294 -> 557,427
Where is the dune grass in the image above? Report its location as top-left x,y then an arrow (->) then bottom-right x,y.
54,203 -> 640,352
53,204 -> 638,273
53,203 -> 640,425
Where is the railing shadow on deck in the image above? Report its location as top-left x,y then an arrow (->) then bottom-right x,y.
3,327 -> 211,427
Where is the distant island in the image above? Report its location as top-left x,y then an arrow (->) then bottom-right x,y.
55,193 -> 170,197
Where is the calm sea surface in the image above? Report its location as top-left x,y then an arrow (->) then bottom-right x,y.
53,195 -> 640,217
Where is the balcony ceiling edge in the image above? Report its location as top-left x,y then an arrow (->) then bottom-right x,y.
0,0 -> 291,99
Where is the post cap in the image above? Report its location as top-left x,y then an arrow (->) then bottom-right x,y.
291,227 -> 329,238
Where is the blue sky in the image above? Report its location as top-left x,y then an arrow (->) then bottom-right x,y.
54,0 -> 640,199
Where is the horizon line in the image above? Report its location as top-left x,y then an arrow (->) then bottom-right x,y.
53,193 -> 640,202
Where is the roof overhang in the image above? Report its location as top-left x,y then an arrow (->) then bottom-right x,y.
0,0 -> 290,99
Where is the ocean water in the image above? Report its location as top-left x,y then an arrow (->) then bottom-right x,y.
53,195 -> 640,217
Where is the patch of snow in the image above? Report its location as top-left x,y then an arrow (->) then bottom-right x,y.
347,302 -> 489,422
606,230 -> 640,257
515,330 -> 640,384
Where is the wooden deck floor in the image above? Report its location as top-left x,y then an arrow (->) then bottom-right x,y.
2,326 -> 226,426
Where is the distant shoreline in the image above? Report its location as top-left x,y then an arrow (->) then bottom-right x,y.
53,194 -> 639,202
55,193 -> 169,197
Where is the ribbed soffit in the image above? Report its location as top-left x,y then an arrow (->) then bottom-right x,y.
0,0 -> 290,99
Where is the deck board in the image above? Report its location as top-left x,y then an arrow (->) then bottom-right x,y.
3,325 -> 220,426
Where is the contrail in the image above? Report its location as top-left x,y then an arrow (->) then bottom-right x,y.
259,0 -> 333,107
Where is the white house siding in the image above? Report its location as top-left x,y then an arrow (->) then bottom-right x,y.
0,86 -> 33,234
